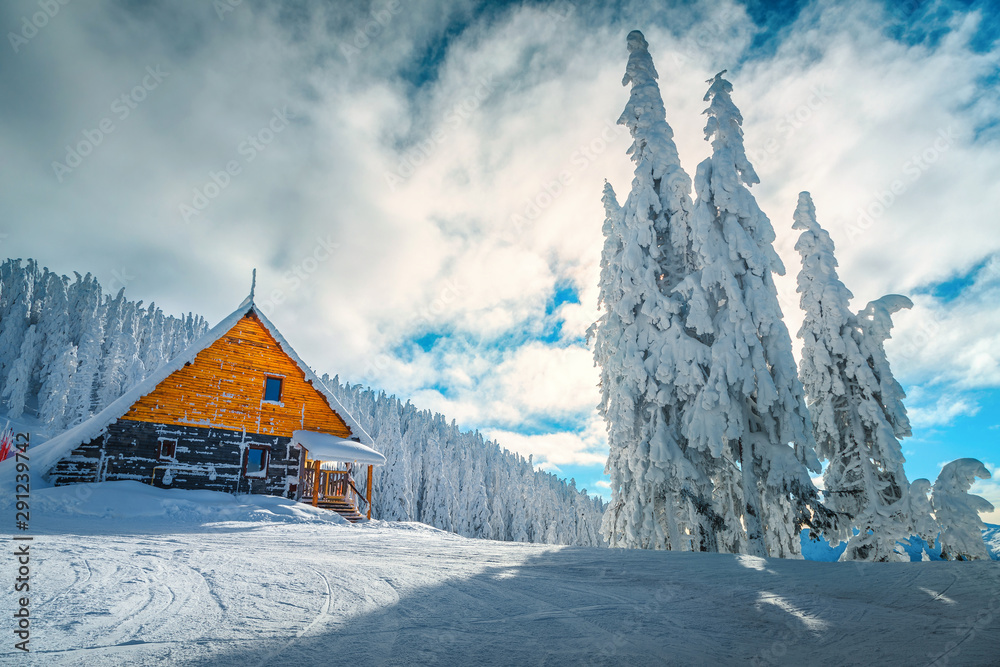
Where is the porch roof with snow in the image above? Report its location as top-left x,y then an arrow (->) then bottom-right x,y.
5,292 -> 375,483
292,430 -> 386,465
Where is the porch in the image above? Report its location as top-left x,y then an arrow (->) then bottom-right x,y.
300,464 -> 369,523
292,430 -> 386,523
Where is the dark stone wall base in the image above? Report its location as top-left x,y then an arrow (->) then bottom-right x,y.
49,419 -> 302,497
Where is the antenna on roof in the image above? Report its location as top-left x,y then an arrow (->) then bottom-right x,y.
250,268 -> 257,302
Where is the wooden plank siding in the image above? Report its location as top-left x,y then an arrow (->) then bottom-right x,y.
124,310 -> 352,439
50,420 -> 302,496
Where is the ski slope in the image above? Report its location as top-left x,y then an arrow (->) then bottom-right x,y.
3,482 -> 999,666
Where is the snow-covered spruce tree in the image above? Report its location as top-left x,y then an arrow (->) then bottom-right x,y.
591,30 -> 715,551
931,458 -> 994,561
855,295 -> 913,443
67,275 -> 105,426
373,393 -> 413,521
794,192 -> 912,561
681,73 -> 824,558
0,260 -> 31,397
139,304 -> 167,375
37,272 -> 78,432
461,442 -> 492,539
906,478 -> 939,555
2,324 -> 41,419
95,288 -> 128,408
121,300 -> 147,392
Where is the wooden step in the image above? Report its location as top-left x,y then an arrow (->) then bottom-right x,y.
302,498 -> 367,523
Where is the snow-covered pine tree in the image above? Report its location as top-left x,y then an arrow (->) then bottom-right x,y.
794,191 -> 912,561
121,301 -> 147,392
855,295 -> 913,443
682,73 -> 822,558
25,260 -> 45,324
372,393 -> 409,521
0,260 -> 30,397
67,274 -> 104,425
461,441 -> 492,539
931,458 -> 994,561
906,478 -> 938,555
592,30 -> 713,551
139,304 -> 167,375
2,324 -> 41,419
487,446 -> 510,540
37,272 -> 79,432
95,288 -> 127,408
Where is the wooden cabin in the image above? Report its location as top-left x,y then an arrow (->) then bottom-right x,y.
42,291 -> 384,522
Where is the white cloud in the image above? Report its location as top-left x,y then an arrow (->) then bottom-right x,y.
485,412 -> 608,469
887,257 -> 1000,389
906,390 -> 981,429
399,340 -> 600,438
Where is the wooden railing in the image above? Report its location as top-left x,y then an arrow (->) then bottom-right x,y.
300,462 -> 367,509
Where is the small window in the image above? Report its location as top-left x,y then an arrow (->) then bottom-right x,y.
243,446 -> 269,477
263,376 -> 283,402
158,440 -> 177,459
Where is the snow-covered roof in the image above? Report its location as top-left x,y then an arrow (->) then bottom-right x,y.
291,430 -> 386,465
3,293 -> 374,482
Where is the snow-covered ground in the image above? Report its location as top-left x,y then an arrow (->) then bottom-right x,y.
3,483 -> 999,666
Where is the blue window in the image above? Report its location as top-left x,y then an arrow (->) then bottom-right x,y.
263,376 -> 283,402
243,446 -> 269,477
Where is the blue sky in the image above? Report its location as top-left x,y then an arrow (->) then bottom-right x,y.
1,0 -> 998,516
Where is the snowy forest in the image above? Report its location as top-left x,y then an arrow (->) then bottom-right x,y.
0,259 -> 210,431
327,381 -> 604,546
0,258 -> 605,547
592,31 -> 994,562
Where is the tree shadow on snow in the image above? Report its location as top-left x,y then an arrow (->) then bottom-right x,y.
188,542 -> 1000,667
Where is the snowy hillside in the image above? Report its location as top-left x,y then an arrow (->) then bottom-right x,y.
3,483 -> 999,665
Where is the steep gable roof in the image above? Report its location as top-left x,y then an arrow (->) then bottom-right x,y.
4,294 -> 373,482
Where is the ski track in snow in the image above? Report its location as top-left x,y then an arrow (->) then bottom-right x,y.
2,480 -> 998,666
2,518 -> 997,667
